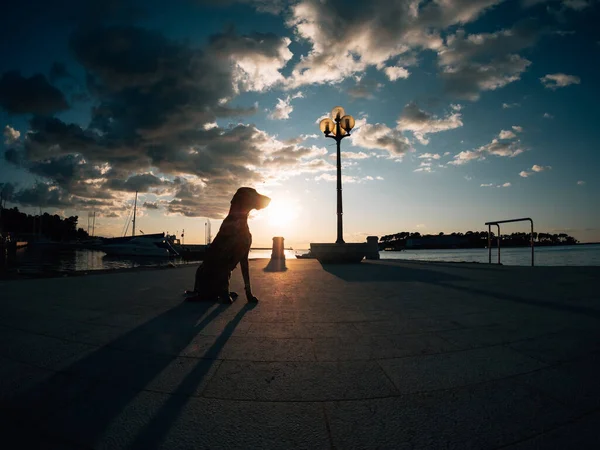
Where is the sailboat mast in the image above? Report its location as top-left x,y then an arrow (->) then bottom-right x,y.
92,211 -> 96,237
132,191 -> 138,237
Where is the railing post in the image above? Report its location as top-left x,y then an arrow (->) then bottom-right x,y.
496,224 -> 501,265
530,219 -> 534,267
488,224 -> 491,264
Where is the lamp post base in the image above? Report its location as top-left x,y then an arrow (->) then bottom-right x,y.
310,243 -> 367,264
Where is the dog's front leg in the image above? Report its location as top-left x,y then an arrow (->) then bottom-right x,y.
240,253 -> 258,303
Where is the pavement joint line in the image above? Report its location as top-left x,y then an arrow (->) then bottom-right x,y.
321,402 -> 336,450
0,329 -> 592,365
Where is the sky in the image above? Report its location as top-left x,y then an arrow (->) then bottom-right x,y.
0,0 -> 599,248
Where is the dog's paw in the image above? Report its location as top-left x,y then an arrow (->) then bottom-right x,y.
184,289 -> 197,297
246,294 -> 259,303
230,291 -> 239,299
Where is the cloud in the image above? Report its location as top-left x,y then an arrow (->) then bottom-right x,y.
577,180 -> 585,185
543,112 -> 554,119
450,129 -> 525,165
347,78 -> 384,99
268,92 -> 303,120
0,71 -> 69,115
522,0 -> 593,11
531,164 -> 551,172
341,151 -> 370,159
418,153 -> 441,160
519,171 -> 531,177
481,182 -> 511,187
438,20 -> 541,100
3,125 -> 20,145
502,102 -> 520,108
540,73 -> 581,89
396,102 -> 463,145
499,129 -> 516,139
441,54 -> 532,101
384,66 -> 410,81
48,62 -> 72,83
350,119 -> 412,158
143,201 -> 160,209
512,125 -> 523,132
1,25 -> 321,216
284,0 -> 502,88
198,0 -> 285,14
314,173 -> 377,184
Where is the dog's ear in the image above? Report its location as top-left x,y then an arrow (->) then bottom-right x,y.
231,187 -> 254,209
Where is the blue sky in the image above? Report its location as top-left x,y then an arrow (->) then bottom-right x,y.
0,0 -> 598,247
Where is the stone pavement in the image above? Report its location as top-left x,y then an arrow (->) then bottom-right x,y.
0,259 -> 599,449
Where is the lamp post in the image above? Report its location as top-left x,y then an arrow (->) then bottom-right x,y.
319,106 -> 356,244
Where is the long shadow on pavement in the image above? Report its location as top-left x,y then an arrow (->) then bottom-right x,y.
129,303 -> 256,449
321,261 -> 467,283
2,299 -> 229,446
437,282 -> 600,320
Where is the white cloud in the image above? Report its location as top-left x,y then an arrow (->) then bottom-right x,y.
520,164 -> 551,177
481,182 -> 511,187
396,102 -> 463,145
512,125 -> 523,132
350,119 -> 412,158
384,66 -> 410,81
341,151 -> 370,159
540,73 -> 581,90
450,130 -> 525,165
531,164 -> 551,172
414,166 -> 433,173
284,0 -> 502,88
268,92 -> 303,120
418,153 -> 441,160
3,125 -> 20,144
502,102 -> 520,108
499,129 -> 517,139
543,112 -> 554,119
314,173 -> 378,183
577,180 -> 585,185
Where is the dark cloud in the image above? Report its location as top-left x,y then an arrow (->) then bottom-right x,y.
49,62 -> 72,83
143,201 -> 159,209
105,173 -> 166,193
10,183 -> 72,208
0,71 -> 69,115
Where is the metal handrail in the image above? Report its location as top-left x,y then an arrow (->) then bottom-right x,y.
484,217 -> 534,266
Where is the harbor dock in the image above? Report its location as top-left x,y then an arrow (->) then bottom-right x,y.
0,259 -> 599,449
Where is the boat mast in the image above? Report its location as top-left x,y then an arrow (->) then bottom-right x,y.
132,191 -> 138,237
92,211 -> 96,237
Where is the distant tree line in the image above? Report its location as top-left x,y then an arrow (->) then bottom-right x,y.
0,207 -> 89,242
379,230 -> 578,250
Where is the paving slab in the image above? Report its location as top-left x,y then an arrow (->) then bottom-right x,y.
0,259 -> 599,449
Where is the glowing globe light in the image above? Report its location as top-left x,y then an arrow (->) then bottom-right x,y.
331,106 -> 345,121
319,118 -> 335,135
340,115 -> 355,132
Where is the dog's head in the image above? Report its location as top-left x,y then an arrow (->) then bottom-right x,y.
230,187 -> 271,213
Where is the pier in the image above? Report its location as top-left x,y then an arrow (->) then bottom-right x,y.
0,259 -> 599,448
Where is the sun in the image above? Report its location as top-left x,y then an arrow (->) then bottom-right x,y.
266,198 -> 298,228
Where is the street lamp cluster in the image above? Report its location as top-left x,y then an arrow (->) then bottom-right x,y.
319,106 -> 355,244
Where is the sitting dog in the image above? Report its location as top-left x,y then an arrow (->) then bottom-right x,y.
186,187 -> 271,303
